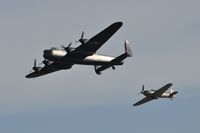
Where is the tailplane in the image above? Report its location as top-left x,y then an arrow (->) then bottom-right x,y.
94,40 -> 132,75
169,89 -> 178,99
111,40 -> 132,63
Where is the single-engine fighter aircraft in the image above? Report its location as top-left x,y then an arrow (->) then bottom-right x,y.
26,22 -> 132,78
133,83 -> 178,106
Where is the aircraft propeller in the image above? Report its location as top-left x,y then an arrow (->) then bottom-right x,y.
32,59 -> 40,71
138,85 -> 145,95
75,31 -> 88,44
81,31 -> 84,40
61,42 -> 74,53
142,85 -> 144,92
79,31 -> 84,43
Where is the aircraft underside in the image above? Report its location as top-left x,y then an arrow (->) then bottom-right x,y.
65,59 -> 123,66
26,22 -> 132,78
50,54 -> 123,66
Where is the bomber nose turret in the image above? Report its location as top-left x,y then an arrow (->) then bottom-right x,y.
43,50 -> 51,59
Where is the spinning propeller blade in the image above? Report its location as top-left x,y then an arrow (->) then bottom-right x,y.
67,42 -> 72,48
81,31 -> 84,40
61,42 -> 73,52
32,59 -> 41,71
142,85 -> 144,92
137,85 -> 145,95
34,59 -> 36,67
75,31 -> 85,44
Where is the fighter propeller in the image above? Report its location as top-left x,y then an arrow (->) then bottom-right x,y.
138,85 -> 145,95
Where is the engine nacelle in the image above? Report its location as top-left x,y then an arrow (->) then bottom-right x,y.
51,49 -> 67,58
42,60 -> 53,66
43,48 -> 67,60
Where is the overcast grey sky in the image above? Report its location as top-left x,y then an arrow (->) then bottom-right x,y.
0,0 -> 200,133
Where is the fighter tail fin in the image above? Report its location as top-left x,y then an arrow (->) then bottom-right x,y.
169,90 -> 178,100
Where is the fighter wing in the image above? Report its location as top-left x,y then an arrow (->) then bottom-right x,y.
153,83 -> 173,97
25,62 -> 72,78
133,97 -> 154,106
74,22 -> 123,53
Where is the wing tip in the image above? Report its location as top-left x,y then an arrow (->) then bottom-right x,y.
25,74 -> 35,78
111,21 -> 123,28
167,83 -> 173,87
133,104 -> 136,106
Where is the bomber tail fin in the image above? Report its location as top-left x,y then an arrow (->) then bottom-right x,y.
111,40 -> 132,63
125,40 -> 132,57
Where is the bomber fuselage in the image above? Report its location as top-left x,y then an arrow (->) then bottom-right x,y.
43,48 -> 123,65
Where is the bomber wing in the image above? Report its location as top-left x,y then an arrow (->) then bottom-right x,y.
73,22 -> 123,54
26,62 -> 72,78
133,96 -> 154,106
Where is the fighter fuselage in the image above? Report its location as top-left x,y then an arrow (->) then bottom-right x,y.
142,90 -> 176,99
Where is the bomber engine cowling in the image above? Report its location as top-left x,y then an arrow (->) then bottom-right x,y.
43,48 -> 67,60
